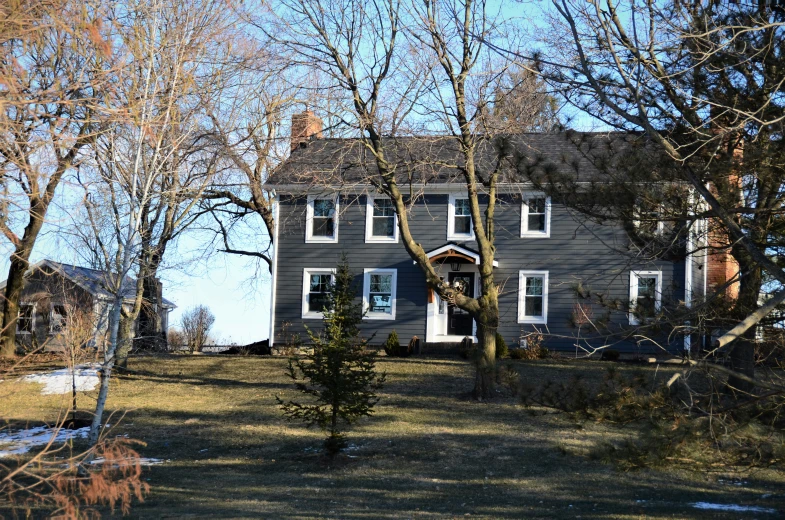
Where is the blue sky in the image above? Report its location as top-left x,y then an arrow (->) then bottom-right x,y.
0,214 -> 272,346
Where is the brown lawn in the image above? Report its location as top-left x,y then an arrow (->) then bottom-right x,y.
1,354 -> 783,518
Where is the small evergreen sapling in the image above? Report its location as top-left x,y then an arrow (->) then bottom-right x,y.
383,330 -> 400,357
278,259 -> 385,456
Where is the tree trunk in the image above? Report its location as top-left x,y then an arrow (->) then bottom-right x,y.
472,296 -> 499,399
137,254 -> 166,352
0,254 -> 31,358
727,257 -> 761,393
114,314 -> 136,369
727,331 -> 756,394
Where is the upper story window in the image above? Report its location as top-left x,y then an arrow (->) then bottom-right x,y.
518,271 -> 548,324
521,193 -> 551,238
306,195 -> 339,243
363,268 -> 397,320
50,304 -> 67,334
633,204 -> 664,235
302,268 -> 336,319
448,194 -> 474,241
17,304 -> 34,334
629,270 -> 662,325
365,196 -> 398,243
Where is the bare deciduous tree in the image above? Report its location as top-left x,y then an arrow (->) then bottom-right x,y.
268,0 -> 550,398
0,0 -> 109,358
180,305 -> 215,353
503,0 -> 785,390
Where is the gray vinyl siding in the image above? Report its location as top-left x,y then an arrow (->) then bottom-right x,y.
273,193 -> 687,354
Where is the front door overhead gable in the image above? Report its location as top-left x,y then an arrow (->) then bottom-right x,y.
417,243 -> 499,267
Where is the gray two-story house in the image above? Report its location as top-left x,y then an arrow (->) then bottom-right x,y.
266,112 -> 714,355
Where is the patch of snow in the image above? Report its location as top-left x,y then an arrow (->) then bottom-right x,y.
0,426 -> 89,458
691,502 -> 778,514
20,364 -> 100,395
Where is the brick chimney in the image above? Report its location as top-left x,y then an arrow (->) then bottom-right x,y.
706,221 -> 740,299
290,110 -> 323,153
705,105 -> 742,300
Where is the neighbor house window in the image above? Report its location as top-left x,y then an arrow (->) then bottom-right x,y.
302,268 -> 336,318
50,304 -> 67,334
365,196 -> 398,243
629,270 -> 662,325
521,193 -> 551,237
447,194 -> 474,240
518,271 -> 548,324
306,195 -> 339,243
17,304 -> 34,334
363,269 -> 397,320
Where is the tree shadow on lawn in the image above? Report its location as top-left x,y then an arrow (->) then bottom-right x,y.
119,369 -> 290,391
123,424 -> 785,519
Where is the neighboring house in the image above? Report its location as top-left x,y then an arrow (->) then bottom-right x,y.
0,260 -> 175,351
266,111 -> 723,355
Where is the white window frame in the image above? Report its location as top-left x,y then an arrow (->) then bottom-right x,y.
633,201 -> 664,235
447,193 -> 475,241
520,192 -> 551,238
302,268 -> 336,319
362,268 -> 397,320
629,270 -> 662,325
364,195 -> 399,243
17,303 -> 35,335
49,303 -> 67,335
305,194 -> 339,244
518,271 -> 548,324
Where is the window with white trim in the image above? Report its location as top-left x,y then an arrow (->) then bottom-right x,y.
302,269 -> 336,318
363,268 -> 397,320
518,271 -> 548,324
50,304 -> 67,334
629,270 -> 662,325
633,199 -> 664,235
17,304 -> 34,334
447,194 -> 474,240
306,195 -> 338,243
521,193 -> 551,237
365,196 -> 398,243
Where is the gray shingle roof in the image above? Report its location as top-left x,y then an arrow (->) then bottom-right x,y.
1,260 -> 176,308
267,131 -> 647,188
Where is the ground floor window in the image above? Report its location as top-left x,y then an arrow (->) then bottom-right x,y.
17,304 -> 34,334
518,271 -> 548,324
363,269 -> 397,320
629,270 -> 662,325
50,304 -> 67,334
302,268 -> 336,319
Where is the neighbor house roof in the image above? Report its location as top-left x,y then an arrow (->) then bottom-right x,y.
267,131 -> 653,190
0,260 -> 176,308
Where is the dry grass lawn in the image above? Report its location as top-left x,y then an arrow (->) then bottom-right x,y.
1,354 -> 784,518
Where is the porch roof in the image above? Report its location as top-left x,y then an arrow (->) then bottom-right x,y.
416,243 -> 499,267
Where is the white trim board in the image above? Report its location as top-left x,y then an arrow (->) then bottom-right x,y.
269,201 -> 280,346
